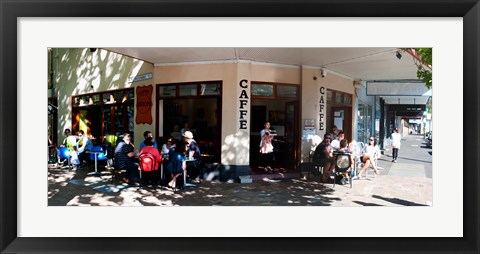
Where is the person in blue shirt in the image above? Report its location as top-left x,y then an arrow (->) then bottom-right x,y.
139,131 -> 158,150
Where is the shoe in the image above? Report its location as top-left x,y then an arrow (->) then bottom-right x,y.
394,160 -> 397,163
191,178 -> 201,184
122,177 -> 129,184
392,159 -> 395,162
352,176 -> 360,180
130,181 -> 140,186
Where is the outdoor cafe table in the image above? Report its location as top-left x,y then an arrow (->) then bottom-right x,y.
86,151 -> 101,177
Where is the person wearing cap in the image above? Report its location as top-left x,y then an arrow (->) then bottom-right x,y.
183,130 -> 202,183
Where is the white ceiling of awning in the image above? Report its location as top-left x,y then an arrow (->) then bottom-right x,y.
103,47 -> 430,105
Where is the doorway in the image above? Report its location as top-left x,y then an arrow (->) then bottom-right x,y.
330,106 -> 352,141
250,98 -> 299,174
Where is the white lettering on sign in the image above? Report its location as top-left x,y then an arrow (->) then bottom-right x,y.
128,73 -> 153,83
318,86 -> 326,132
239,79 -> 249,130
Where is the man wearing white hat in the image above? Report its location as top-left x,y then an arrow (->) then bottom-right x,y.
183,131 -> 202,183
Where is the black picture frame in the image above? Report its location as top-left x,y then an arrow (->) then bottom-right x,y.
1,0 -> 478,253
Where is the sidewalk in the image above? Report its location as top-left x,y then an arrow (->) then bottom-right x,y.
48,134 -> 432,206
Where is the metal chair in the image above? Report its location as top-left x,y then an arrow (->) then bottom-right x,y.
332,153 -> 353,188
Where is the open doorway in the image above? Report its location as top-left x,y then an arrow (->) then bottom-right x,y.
250,83 -> 300,175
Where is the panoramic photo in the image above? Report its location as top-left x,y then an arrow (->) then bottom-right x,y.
47,47 -> 432,206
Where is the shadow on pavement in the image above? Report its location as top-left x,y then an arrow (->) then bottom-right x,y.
372,194 -> 427,206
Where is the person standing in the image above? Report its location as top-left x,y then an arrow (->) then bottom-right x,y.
259,121 -> 276,172
114,133 -> 140,185
391,128 -> 401,163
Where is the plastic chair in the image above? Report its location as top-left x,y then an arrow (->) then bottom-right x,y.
58,147 -> 72,169
332,153 -> 353,188
138,152 -> 159,187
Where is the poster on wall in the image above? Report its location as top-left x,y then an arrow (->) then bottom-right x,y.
136,85 -> 153,124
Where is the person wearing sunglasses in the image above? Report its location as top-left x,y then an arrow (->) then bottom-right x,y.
312,133 -> 336,183
354,137 -> 381,179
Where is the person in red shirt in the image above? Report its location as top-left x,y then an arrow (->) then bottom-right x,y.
139,137 -> 162,171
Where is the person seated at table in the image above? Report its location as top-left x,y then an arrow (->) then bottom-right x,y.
167,140 -> 187,189
76,130 -> 93,169
161,136 -> 176,160
114,133 -> 140,185
183,130 -> 202,183
354,137 -> 381,179
139,130 -> 158,150
336,139 -> 354,182
313,133 -> 336,183
139,137 -> 162,167
139,137 -> 162,184
330,131 -> 344,152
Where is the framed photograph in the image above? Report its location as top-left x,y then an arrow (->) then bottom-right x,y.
1,0 -> 479,253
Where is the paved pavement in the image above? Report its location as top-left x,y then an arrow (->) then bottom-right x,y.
48,134 -> 432,206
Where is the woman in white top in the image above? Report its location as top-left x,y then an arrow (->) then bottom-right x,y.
355,137 -> 380,178
391,128 -> 401,163
161,137 -> 175,159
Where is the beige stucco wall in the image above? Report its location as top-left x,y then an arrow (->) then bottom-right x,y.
53,48 -> 154,147
300,67 -> 355,162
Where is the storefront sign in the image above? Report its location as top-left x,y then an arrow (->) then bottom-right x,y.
136,85 -> 153,124
318,86 -> 326,132
366,82 -> 429,96
128,73 -> 153,83
239,79 -> 249,129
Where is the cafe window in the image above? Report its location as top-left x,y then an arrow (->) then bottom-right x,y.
276,85 -> 298,97
251,82 -> 299,98
200,83 -> 221,96
252,84 -> 274,97
328,89 -> 352,106
179,84 -> 197,96
159,85 -> 176,97
157,81 -> 222,99
72,88 -> 134,144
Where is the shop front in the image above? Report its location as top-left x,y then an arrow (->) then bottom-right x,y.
51,48 -> 359,181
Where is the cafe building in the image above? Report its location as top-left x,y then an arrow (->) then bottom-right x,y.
49,47 -> 418,181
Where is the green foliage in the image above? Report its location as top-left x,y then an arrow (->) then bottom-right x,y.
416,48 -> 432,89
402,48 -> 432,89
411,48 -> 432,89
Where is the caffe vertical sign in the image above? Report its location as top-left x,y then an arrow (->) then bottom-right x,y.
136,85 -> 153,124
318,86 -> 326,135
